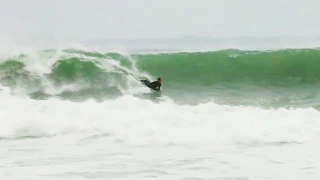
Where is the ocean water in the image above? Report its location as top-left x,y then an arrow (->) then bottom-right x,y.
1,39 -> 320,180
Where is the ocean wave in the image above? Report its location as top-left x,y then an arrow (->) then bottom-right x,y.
0,48 -> 319,108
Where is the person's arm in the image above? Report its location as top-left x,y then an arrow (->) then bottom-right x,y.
157,83 -> 161,91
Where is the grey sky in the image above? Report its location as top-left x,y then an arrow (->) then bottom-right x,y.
1,0 -> 320,40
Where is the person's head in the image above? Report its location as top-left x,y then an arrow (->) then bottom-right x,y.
157,77 -> 162,83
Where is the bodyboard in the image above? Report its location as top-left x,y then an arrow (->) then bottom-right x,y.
140,80 -> 160,92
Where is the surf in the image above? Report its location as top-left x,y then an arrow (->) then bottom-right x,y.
1,86 -> 319,146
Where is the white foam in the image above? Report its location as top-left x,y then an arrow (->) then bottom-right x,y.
0,90 -> 319,146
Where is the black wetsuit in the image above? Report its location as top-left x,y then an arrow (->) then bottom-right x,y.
141,80 -> 161,91
149,81 -> 161,91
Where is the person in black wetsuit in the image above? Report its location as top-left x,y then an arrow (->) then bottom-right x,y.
140,77 -> 162,92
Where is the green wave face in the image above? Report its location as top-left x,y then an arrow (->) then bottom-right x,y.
134,49 -> 320,87
0,48 -> 320,108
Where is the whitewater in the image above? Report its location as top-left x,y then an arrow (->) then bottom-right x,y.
1,39 -> 320,180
